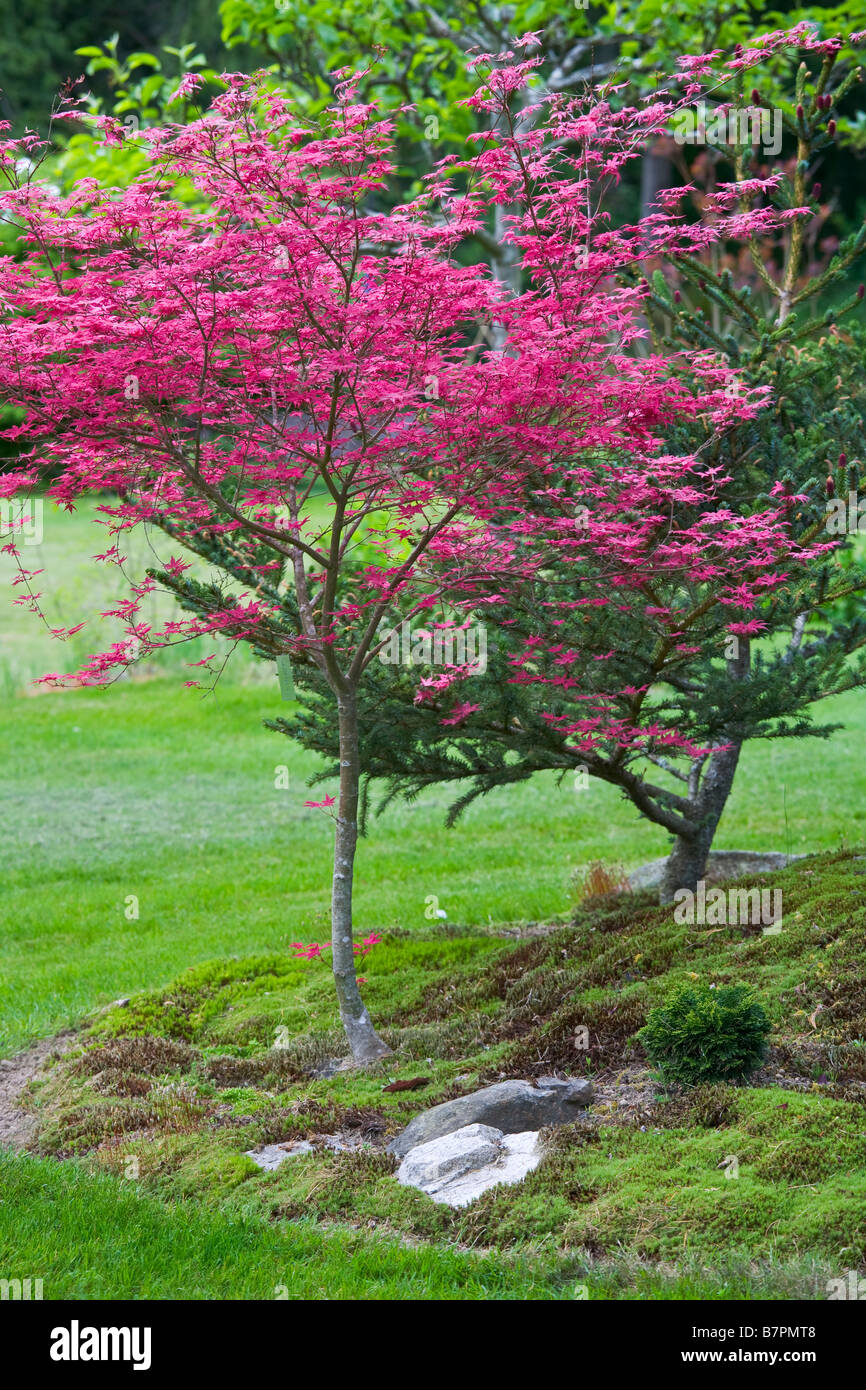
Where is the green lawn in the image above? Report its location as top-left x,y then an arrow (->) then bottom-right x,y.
0,1152 -> 835,1301
2,502 -> 865,1301
2,673 -> 863,1057
0,1152 -> 572,1300
2,498 -> 864,1056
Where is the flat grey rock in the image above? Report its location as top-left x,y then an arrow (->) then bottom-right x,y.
387,1077 -> 592,1158
245,1141 -> 315,1171
628,851 -> 806,893
396,1123 -> 543,1207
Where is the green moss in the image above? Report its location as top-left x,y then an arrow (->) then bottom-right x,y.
17,851 -> 866,1284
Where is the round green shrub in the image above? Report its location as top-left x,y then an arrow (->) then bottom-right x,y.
637,981 -> 770,1084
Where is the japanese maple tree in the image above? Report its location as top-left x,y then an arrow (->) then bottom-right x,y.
0,44 -> 828,1058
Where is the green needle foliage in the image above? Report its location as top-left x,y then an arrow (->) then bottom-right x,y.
638,981 -> 771,1084
111,40 -> 866,900
261,43 -> 866,895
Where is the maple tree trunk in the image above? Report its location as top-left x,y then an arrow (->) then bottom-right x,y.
331,688 -> 392,1064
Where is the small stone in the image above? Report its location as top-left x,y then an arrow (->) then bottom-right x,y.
317,1134 -> 353,1152
93,997 -> 131,1017
245,1141 -> 315,1171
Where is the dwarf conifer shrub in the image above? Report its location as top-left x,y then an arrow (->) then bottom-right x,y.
638,982 -> 770,1084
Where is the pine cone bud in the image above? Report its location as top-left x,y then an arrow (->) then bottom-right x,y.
796,104 -> 805,121
674,290 -> 681,303
839,452 -> 847,467
859,284 -> 865,300
813,182 -> 822,198
751,89 -> 760,104
828,119 -> 837,135
826,475 -> 835,498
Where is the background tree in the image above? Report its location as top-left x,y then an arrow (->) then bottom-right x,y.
0,1 -> 237,132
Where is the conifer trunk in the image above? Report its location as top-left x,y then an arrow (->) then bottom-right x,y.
331,688 -> 392,1064
659,742 -> 743,903
659,639 -> 749,903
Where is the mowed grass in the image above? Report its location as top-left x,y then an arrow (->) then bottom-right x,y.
0,1145 -> 828,1295
0,1152 -> 572,1300
2,496 -> 865,1055
2,503 -> 866,1303
2,677 -> 865,1057
0,1153 -> 834,1301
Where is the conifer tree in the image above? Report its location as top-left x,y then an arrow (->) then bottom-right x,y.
270,35 -> 866,901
